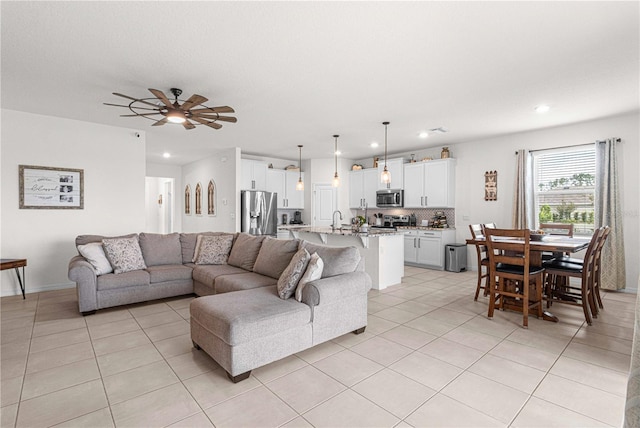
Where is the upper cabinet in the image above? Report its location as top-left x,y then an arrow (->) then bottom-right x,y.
349,168 -> 378,209
266,169 -> 304,209
403,158 -> 456,208
241,159 -> 268,190
377,158 -> 404,190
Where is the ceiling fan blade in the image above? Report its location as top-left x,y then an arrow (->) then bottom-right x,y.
191,116 -> 222,129
148,88 -> 174,109
104,102 -> 161,111
182,120 -> 196,130
190,106 -> 235,114
119,113 -> 162,117
152,118 -> 168,127
193,114 -> 237,123
181,94 -> 208,111
113,92 -> 160,108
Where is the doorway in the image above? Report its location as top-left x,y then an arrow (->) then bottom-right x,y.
313,183 -> 337,227
145,177 -> 174,233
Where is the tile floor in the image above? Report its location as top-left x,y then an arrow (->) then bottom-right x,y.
0,267 -> 634,427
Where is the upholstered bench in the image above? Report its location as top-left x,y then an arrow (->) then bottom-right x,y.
190,285 -> 314,382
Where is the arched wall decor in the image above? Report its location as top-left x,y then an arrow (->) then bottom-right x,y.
184,185 -> 191,215
208,180 -> 216,216
195,183 -> 202,215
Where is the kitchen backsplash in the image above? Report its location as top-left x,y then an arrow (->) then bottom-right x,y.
352,207 -> 456,228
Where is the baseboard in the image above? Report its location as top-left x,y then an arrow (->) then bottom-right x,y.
1,282 -> 75,298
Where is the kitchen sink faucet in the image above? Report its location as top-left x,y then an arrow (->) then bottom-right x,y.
331,210 -> 343,232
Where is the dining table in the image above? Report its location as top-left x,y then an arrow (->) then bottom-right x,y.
465,234 -> 591,322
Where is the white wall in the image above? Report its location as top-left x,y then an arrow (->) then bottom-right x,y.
1,110 -> 146,296
144,177 -> 174,233
181,147 -> 240,233
306,157 -> 352,225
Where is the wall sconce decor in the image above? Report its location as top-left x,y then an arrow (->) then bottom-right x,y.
485,170 -> 497,201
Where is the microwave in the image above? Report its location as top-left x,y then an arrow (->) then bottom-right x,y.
376,189 -> 404,208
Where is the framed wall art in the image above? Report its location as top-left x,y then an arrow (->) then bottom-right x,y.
484,170 -> 497,201
19,165 -> 84,209
208,180 -> 216,216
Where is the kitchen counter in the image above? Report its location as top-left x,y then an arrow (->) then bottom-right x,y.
397,226 -> 457,231
288,226 -> 406,237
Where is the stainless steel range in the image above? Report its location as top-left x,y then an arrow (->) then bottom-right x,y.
382,215 -> 410,228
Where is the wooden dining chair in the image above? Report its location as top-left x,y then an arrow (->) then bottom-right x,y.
469,224 -> 490,301
542,227 -> 602,325
539,223 -> 574,261
484,228 -> 545,328
589,226 -> 610,315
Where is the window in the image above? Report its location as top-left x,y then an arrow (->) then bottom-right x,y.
532,146 -> 595,236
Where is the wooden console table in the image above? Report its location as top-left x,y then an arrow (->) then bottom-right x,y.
1,258 -> 27,299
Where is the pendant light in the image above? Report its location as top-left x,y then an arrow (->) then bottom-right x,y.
332,135 -> 340,187
381,121 -> 391,184
296,145 -> 304,191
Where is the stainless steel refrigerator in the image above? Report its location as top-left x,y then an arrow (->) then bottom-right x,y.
240,190 -> 278,236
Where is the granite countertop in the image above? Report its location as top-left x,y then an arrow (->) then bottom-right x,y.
292,227 -> 405,237
397,226 -> 456,231
277,224 -> 311,230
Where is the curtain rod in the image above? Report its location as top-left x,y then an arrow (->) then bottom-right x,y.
517,138 -> 621,155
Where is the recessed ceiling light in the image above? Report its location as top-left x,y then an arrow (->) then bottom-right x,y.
335,150 -> 342,156
418,131 -> 429,139
163,152 -> 171,158
535,104 -> 550,113
370,142 -> 379,148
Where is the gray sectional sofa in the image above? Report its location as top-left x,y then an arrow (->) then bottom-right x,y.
68,231 -> 372,381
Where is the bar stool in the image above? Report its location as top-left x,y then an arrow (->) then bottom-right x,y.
485,228 -> 545,328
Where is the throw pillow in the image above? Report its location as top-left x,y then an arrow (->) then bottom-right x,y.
277,248 -> 310,299
102,236 -> 147,274
295,252 -> 324,302
195,235 -> 234,265
228,233 -> 266,271
77,242 -> 113,275
192,234 -> 204,263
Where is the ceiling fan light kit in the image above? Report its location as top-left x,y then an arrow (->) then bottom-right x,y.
105,88 -> 236,131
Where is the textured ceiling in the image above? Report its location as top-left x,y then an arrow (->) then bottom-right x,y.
2,1 -> 638,165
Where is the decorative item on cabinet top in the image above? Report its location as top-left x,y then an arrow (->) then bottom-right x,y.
351,164 -> 363,170
284,165 -> 300,171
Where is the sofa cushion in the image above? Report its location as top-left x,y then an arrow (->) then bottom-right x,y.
77,242 -> 113,275
299,241 -> 361,278
139,233 -> 182,267
227,233 -> 266,271
145,265 -> 193,284
190,286 -> 311,346
214,272 -> 278,294
295,252 -> 324,302
253,237 -> 300,279
195,235 -> 234,265
181,232 -> 236,264
192,264 -> 248,288
103,236 -> 147,274
277,248 -> 310,299
97,270 -> 150,291
76,233 -> 137,247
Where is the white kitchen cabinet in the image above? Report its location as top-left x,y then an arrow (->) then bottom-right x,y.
377,158 -> 404,190
349,168 -> 378,209
403,158 -> 455,208
266,169 -> 304,209
403,229 -> 456,270
241,159 -> 268,190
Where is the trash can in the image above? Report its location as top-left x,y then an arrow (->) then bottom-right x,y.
445,243 -> 467,272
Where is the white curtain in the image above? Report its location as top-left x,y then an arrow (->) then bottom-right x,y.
512,149 -> 534,229
595,138 -> 626,290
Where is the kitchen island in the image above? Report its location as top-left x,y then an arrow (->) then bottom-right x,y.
281,226 -> 404,290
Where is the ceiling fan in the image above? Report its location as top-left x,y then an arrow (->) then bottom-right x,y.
104,88 -> 236,130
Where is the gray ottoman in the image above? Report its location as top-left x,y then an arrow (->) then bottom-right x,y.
190,285 -> 313,382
